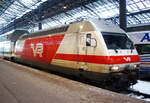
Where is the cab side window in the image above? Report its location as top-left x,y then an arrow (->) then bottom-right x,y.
86,33 -> 91,46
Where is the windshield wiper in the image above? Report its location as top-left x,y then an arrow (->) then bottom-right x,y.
114,49 -> 118,53
130,46 -> 133,53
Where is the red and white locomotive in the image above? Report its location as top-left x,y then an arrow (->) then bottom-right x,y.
1,19 -> 140,89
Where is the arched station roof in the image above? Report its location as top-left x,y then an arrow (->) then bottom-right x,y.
0,0 -> 150,33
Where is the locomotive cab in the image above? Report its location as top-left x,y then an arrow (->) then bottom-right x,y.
85,19 -> 140,88
102,32 -> 139,72
67,19 -> 140,88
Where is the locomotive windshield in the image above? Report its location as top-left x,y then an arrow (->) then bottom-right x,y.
102,32 -> 134,49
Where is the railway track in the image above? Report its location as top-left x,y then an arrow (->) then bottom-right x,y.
119,80 -> 150,102
119,89 -> 150,102
126,89 -> 150,99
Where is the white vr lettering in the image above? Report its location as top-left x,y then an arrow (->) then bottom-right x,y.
31,43 -> 43,57
123,57 -> 131,62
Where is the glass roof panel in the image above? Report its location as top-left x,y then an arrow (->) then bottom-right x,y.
86,1 -> 119,18
136,2 -> 145,9
19,0 -> 38,7
127,0 -> 150,13
0,0 -> 46,27
144,1 -> 150,8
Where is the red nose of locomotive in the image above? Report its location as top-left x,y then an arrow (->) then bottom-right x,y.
107,55 -> 140,72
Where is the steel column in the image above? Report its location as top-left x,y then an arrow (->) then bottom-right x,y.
38,5 -> 42,30
119,0 -> 127,32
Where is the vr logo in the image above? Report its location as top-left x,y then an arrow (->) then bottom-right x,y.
123,57 -> 131,62
31,43 -> 43,57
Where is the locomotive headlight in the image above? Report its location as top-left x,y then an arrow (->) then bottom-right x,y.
133,64 -> 140,69
110,66 -> 119,71
134,64 -> 137,68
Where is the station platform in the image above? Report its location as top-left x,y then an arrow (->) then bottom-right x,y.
0,59 -> 148,103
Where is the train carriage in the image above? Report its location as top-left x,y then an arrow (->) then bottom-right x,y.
14,19 -> 140,89
0,30 -> 28,59
128,31 -> 150,77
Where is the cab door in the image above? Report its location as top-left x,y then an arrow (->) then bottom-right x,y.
77,33 -> 92,70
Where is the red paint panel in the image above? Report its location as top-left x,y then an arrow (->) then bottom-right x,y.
16,34 -> 64,63
54,54 -> 140,64
108,55 -> 140,64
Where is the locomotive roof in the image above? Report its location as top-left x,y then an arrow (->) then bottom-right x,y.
90,19 -> 125,33
66,19 -> 125,33
20,26 -> 69,40
20,19 -> 125,40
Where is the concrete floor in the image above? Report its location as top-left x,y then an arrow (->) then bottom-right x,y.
0,59 -> 148,103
